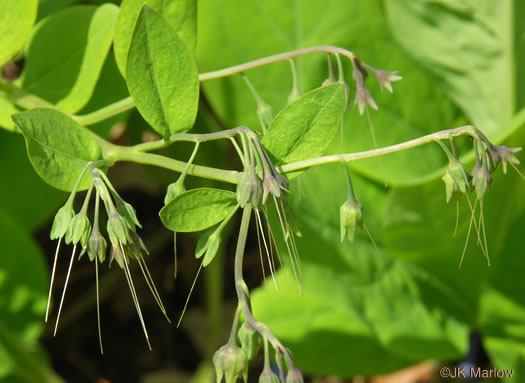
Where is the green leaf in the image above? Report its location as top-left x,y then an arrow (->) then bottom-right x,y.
114,0 -> 197,76
261,83 -> 345,166
19,4 -> 119,114
252,221 -> 469,376
0,207 -> 59,381
126,5 -> 200,138
196,0 -> 464,185
0,0 -> 38,66
385,0 -> 516,137
0,97 -> 20,132
12,108 -> 102,191
159,188 -> 237,232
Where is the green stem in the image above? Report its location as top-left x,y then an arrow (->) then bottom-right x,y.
227,304 -> 242,346
104,143 -> 240,184
279,125 -> 477,174
68,46 -> 356,125
233,206 -> 294,361
0,78 -> 56,110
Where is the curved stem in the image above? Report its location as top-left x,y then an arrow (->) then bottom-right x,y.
279,125 -> 477,174
69,46 -> 355,125
233,206 -> 294,362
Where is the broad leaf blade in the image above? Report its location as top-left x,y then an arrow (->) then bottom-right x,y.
385,0 -> 514,137
12,108 -> 102,191
0,0 -> 38,66
262,83 -> 345,167
0,97 -> 20,132
20,4 -> 119,114
159,188 -> 237,232
126,5 -> 200,138
114,0 -> 197,76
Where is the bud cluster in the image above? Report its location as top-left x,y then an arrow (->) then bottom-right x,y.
47,164 -> 169,351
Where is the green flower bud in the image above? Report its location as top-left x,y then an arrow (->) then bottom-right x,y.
472,165 -> 492,200
116,199 -> 141,231
257,102 -> 274,131
238,322 -> 261,361
340,198 -> 363,243
213,345 -> 248,383
237,172 -> 262,208
164,179 -> 186,205
447,159 -> 470,194
107,212 -> 130,246
262,174 -> 281,204
110,244 -> 125,269
259,368 -> 280,383
442,171 -> 461,203
286,367 -> 304,383
87,228 -> 107,263
50,203 -> 75,240
353,85 -> 377,116
65,212 -> 91,248
203,231 -> 221,267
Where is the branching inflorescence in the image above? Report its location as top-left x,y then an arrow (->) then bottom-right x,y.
7,5 -> 523,382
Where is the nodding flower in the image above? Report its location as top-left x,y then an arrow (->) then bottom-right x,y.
234,132 -> 302,294
45,164 -> 169,354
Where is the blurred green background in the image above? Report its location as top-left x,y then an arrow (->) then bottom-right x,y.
0,0 -> 524,382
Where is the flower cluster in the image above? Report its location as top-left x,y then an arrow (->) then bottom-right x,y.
235,130 -> 302,292
47,163 -> 169,352
436,129 -> 523,266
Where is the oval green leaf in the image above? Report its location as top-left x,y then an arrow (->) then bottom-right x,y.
12,108 -> 102,191
0,0 -> 38,66
20,4 -> 119,114
160,188 -> 237,232
114,0 -> 197,76
126,5 -> 200,138
261,83 -> 345,166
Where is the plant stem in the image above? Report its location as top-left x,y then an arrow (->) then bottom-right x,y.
106,145 -> 240,184
68,46 -> 356,125
280,125 -> 478,174
233,206 -> 294,361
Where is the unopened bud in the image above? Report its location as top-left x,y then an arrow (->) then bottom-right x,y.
87,229 -> 107,263
107,212 -> 131,246
238,322 -> 261,360
165,179 -> 186,204
340,198 -> 363,243
213,344 -> 248,383
259,368 -> 280,383
472,165 -> 492,200
286,367 -> 304,383
110,244 -> 125,269
442,171 -> 461,203
116,199 -> 141,231
262,174 -> 281,204
238,172 -> 263,208
447,159 -> 470,194
50,204 -> 75,240
65,212 -> 91,248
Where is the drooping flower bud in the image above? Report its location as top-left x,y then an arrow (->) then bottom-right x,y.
50,203 -> 75,240
238,322 -> 261,360
165,178 -> 186,204
286,367 -> 304,383
374,70 -> 402,93
340,198 -> 363,243
472,163 -> 492,200
237,172 -> 263,208
446,159 -> 470,194
110,244 -> 125,269
262,174 -> 282,204
65,212 -> 91,248
87,228 -> 107,263
494,145 -> 522,174
353,85 -> 378,116
107,211 -> 131,246
213,344 -> 248,383
442,171 -> 461,203
259,368 -> 280,383
116,199 -> 141,231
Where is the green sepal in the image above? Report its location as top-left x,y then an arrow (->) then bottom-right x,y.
238,321 -> 261,361
339,198 -> 363,243
50,203 -> 75,240
65,211 -> 91,247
